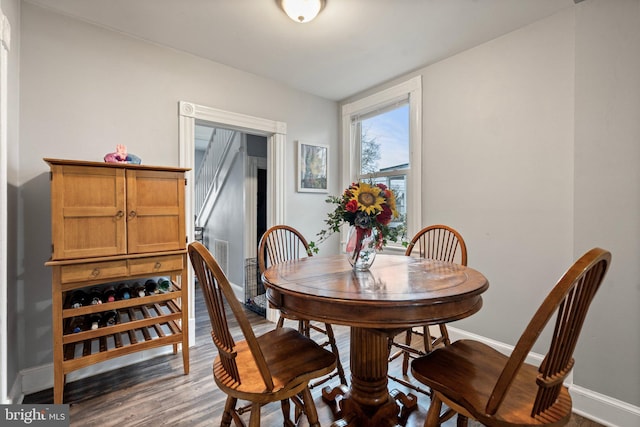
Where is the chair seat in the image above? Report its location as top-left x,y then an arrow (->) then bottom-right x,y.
411,340 -> 572,426
214,327 -> 336,400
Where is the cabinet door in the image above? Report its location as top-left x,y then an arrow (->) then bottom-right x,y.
51,165 -> 126,260
126,169 -> 186,254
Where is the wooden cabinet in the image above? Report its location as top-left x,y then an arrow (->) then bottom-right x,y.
44,158 -> 190,404
48,160 -> 186,260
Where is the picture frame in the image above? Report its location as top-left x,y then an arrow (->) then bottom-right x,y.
297,142 -> 329,193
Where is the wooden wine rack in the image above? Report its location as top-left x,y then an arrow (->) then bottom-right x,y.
45,159 -> 190,404
60,280 -> 184,370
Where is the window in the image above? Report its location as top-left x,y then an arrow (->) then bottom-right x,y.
342,77 -> 422,244
354,101 -> 409,234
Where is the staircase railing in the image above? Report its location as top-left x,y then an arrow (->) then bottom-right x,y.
194,128 -> 238,225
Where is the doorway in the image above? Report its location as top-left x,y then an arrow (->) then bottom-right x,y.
242,149 -> 268,316
178,101 -> 287,345
192,124 -> 266,302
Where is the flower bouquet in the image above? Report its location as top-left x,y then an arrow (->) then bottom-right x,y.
311,182 -> 405,270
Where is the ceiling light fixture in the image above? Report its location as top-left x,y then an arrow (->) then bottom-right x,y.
277,0 -> 326,24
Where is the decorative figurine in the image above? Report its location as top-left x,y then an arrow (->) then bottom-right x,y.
104,144 -> 141,164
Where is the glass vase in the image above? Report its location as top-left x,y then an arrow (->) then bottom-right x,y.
345,226 -> 377,271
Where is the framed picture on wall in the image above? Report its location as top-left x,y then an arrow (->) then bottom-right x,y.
297,142 -> 329,193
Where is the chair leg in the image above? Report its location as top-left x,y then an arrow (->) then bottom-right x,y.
457,414 -> 469,427
221,396 -> 237,427
402,329 -> 412,375
248,402 -> 261,427
325,323 -> 348,385
425,393 -> 443,427
300,386 -> 321,427
439,324 -> 451,346
425,326 -> 435,353
280,398 -> 293,426
302,320 -> 311,337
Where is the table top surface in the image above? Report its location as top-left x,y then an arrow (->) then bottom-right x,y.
262,254 -> 489,329
263,254 -> 488,301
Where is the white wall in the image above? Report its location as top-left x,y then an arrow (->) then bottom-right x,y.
421,8 -> 575,346
574,0 -> 640,405
342,0 -> 639,423
202,133 -> 245,287
16,1 -> 338,391
2,0 -> 20,402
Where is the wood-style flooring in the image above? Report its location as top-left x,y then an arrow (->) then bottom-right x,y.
25,285 -> 604,427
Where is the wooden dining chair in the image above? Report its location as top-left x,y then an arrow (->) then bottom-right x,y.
258,225 -> 347,388
389,224 -> 468,378
411,247 -> 611,427
188,242 -> 337,427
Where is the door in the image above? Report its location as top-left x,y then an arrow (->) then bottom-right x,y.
126,169 -> 186,254
50,164 -> 126,260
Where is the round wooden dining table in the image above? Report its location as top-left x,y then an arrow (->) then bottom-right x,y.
262,254 -> 489,427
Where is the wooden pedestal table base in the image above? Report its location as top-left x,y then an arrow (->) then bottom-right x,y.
262,255 -> 488,427
322,328 -> 417,427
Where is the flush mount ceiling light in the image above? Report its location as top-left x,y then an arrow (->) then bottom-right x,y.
277,0 -> 326,24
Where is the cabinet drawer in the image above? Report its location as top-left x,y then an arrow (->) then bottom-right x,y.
129,255 -> 184,276
60,260 -> 128,284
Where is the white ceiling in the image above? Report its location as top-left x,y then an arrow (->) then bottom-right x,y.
26,0 -> 576,101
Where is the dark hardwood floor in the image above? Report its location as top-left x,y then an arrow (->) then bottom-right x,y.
25,285 -> 604,427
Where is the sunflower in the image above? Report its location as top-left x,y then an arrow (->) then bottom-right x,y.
350,182 -> 384,215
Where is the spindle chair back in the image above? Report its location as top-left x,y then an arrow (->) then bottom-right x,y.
411,248 -> 611,427
389,225 -> 468,379
188,242 -> 336,427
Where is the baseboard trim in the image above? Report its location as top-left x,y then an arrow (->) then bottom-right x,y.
8,370 -> 23,403
447,326 -> 639,427
13,346 -> 177,402
570,384 -> 640,427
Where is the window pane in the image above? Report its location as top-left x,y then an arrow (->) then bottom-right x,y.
359,103 -> 409,174
370,175 -> 407,235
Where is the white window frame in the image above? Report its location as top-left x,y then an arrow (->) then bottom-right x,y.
341,76 -> 422,245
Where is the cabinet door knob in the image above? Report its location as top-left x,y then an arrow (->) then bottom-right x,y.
128,211 -> 137,219
115,210 -> 124,219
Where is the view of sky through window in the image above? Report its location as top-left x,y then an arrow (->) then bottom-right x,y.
361,103 -> 409,171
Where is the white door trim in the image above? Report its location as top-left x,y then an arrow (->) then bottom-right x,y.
178,102 -> 286,343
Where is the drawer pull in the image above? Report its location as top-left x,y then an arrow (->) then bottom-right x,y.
90,268 -> 100,278
154,262 -> 162,270
128,210 -> 137,219
115,210 -> 124,219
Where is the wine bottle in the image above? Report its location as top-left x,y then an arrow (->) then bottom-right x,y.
132,282 -> 146,298
103,284 -> 117,303
102,310 -> 118,327
69,290 -> 88,309
117,283 -> 131,300
89,287 -> 103,305
144,279 -> 158,295
88,314 -> 101,330
68,317 -> 85,333
157,277 -> 171,293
